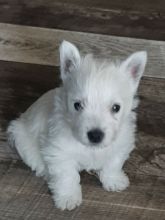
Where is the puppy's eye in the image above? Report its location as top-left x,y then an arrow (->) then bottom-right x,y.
111,104 -> 120,113
74,102 -> 83,111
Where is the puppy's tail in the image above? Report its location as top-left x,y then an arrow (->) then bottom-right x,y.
7,119 -> 46,176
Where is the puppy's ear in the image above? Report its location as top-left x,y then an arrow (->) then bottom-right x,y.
120,51 -> 147,91
59,40 -> 81,81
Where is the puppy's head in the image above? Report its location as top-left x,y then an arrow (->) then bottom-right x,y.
59,41 -> 147,148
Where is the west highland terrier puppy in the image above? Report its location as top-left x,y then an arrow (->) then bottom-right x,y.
8,41 -> 147,210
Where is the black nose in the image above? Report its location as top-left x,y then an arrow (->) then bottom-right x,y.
87,129 -> 104,144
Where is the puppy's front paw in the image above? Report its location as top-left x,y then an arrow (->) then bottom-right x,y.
54,185 -> 82,210
100,170 -> 130,192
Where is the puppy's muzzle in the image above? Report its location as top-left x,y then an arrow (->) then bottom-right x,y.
87,128 -> 104,144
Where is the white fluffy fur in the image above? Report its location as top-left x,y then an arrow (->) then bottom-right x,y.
7,41 -> 147,210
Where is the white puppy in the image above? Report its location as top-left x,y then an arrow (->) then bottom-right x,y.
8,41 -> 147,210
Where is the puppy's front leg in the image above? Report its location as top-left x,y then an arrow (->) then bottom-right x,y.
48,162 -> 82,210
99,154 -> 130,192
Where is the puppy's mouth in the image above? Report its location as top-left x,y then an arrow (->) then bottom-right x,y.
88,142 -> 108,148
76,135 -> 105,148
85,139 -> 109,149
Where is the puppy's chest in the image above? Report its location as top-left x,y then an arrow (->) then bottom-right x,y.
78,148 -> 110,171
